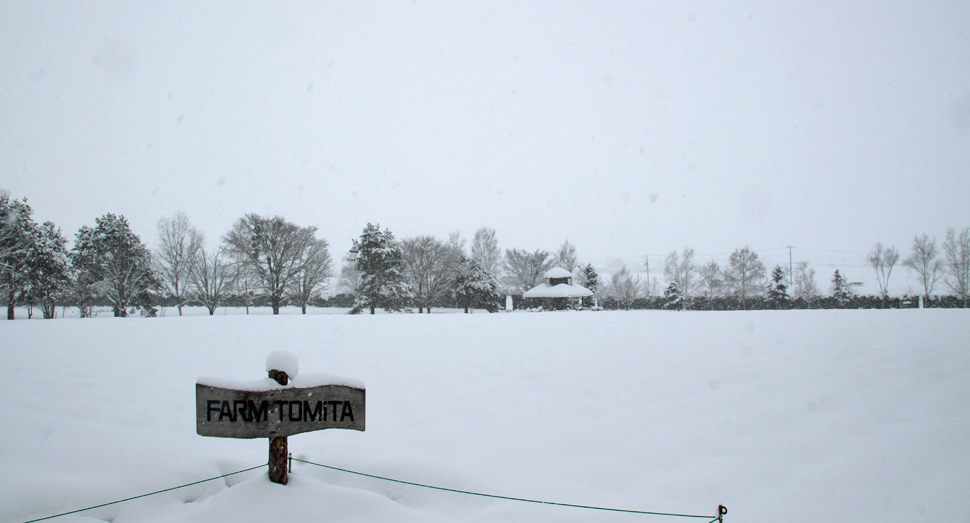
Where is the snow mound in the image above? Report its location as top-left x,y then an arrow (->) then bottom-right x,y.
265,350 -> 299,379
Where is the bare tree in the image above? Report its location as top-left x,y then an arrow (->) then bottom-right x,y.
222,214 -> 317,314
501,248 -> 553,294
336,252 -> 362,297
792,261 -> 820,303
663,247 -> 698,309
401,235 -> 450,313
867,242 -> 899,304
471,227 -> 500,276
698,260 -> 723,308
942,227 -> 970,306
290,236 -> 334,314
156,211 -> 202,316
903,234 -> 942,303
607,266 -> 642,309
725,246 -> 766,310
190,246 -> 232,315
555,240 -> 578,272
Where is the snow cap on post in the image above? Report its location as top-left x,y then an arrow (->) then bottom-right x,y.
266,350 -> 299,381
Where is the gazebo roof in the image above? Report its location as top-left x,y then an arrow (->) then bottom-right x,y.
523,282 -> 594,298
544,267 -> 573,279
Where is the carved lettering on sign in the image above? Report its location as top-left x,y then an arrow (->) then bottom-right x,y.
196,383 -> 365,439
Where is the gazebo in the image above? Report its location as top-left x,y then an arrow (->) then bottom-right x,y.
522,267 -> 593,308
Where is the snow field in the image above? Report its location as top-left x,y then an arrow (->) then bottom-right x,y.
1,309 -> 968,523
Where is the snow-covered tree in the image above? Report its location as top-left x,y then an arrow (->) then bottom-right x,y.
222,214 -> 318,315
0,191 -> 30,275
831,270 -> 853,308
867,242 -> 899,303
470,227 -> 500,276
663,247 -> 697,310
902,234 -> 942,303
0,196 -> 72,320
156,211 -> 202,316
942,227 -> 970,306
607,266 -> 642,309
336,252 -> 362,297
1,195 -> 36,319
71,213 -> 159,317
501,248 -> 553,294
289,236 -> 334,314
578,262 -> 600,296
663,281 -> 682,310
792,261 -> 820,303
555,240 -> 578,273
451,256 -> 500,313
190,246 -> 232,315
401,235 -> 450,313
725,246 -> 766,310
698,260 -> 724,306
349,223 -> 411,314
27,221 -> 72,319
766,266 -> 790,309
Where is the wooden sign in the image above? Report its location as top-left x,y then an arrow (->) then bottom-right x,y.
196,383 -> 365,439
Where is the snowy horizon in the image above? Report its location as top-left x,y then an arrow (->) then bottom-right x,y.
2,2 -> 968,297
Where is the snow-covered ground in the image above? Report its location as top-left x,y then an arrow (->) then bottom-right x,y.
1,309 -> 967,523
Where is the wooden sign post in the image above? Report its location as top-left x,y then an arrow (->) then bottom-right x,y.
196,354 -> 365,485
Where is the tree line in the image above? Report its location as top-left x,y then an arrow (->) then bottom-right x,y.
2,189 -> 968,318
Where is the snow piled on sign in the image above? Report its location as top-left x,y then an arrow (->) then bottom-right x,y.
1,310 -> 969,523
265,350 -> 300,379
197,374 -> 365,391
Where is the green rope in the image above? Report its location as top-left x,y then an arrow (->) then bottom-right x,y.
21,464 -> 267,523
292,458 -> 716,519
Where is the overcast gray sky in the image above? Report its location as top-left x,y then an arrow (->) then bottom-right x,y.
3,1 -> 969,295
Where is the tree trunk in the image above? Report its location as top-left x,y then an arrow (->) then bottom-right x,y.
208,307 -> 216,315
370,306 -> 376,315
177,303 -> 183,316
301,304 -> 307,314
7,300 -> 14,320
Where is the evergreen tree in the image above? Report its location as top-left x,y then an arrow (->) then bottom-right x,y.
451,256 -> 500,313
0,195 -> 72,320
349,223 -> 411,314
831,270 -> 852,308
663,281 -> 682,310
579,262 -> 599,299
71,213 -> 159,317
1,195 -> 36,319
766,265 -> 791,309
27,221 -> 72,319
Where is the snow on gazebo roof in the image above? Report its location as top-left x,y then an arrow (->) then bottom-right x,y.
523,282 -> 593,298
544,267 -> 573,279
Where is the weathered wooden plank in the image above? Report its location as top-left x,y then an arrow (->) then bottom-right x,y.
196,383 -> 365,438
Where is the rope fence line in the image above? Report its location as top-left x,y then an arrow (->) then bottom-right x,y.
20,464 -> 267,523
292,457 -> 725,522
21,459 -> 727,523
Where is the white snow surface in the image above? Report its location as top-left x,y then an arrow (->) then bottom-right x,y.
2,310 -> 969,523
265,349 -> 300,380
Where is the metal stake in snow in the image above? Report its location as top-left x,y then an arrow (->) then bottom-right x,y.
196,351 -> 366,486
